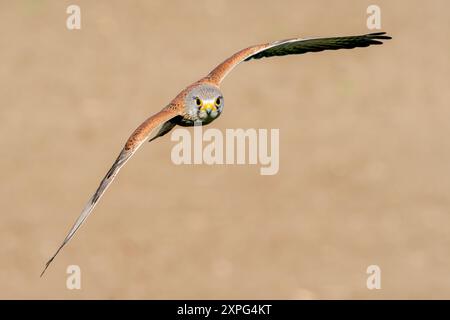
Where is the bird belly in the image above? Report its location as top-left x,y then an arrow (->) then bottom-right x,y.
176,117 -> 215,127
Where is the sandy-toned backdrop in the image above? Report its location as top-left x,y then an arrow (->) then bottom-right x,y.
1,0 -> 449,299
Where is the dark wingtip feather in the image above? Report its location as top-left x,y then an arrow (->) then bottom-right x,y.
366,32 -> 392,40
40,259 -> 52,277
368,40 -> 384,45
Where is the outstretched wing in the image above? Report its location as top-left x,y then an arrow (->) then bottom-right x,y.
41,107 -> 179,276
205,32 -> 392,85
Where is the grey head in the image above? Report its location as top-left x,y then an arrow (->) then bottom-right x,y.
182,83 -> 224,126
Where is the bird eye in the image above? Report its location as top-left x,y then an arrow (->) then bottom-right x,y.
195,97 -> 202,107
215,97 -> 221,106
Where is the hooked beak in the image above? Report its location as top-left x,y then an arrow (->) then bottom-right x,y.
200,102 -> 217,115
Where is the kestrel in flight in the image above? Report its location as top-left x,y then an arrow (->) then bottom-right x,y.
41,32 -> 391,276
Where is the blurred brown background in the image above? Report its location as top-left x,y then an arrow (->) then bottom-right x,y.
0,0 -> 449,299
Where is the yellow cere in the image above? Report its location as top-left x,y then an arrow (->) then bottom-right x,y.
200,102 -> 217,112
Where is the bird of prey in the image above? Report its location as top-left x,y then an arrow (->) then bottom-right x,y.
41,32 -> 391,276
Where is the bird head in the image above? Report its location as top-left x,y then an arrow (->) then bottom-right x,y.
185,84 -> 224,124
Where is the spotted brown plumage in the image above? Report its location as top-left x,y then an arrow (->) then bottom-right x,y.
41,31 -> 391,276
